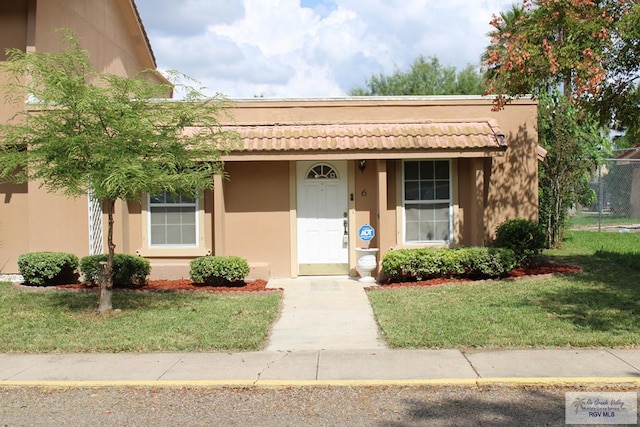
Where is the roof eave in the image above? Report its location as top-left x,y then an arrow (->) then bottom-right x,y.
222,147 -> 507,162
125,0 -> 172,88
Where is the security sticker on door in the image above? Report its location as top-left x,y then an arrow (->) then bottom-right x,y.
358,224 -> 375,242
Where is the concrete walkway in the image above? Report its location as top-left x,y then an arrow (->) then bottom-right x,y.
265,276 -> 385,351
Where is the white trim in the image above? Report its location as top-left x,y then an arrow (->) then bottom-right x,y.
289,161 -> 298,277
148,192 -> 199,247
401,159 -> 453,244
296,160 -> 349,269
140,191 -> 207,255
305,163 -> 340,180
87,191 -> 104,255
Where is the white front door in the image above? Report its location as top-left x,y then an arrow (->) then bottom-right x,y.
297,161 -> 349,275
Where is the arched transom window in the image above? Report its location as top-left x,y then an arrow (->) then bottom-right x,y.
306,163 -> 339,180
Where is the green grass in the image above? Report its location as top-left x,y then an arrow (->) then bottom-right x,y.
368,230 -> 640,349
0,286 -> 281,352
568,211 -> 640,228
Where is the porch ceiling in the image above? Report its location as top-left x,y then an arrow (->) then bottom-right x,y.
222,120 -> 507,160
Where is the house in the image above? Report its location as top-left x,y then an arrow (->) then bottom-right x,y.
1,2 -> 540,281
95,96 -> 539,280
0,0 -> 167,275
1,97 -> 540,281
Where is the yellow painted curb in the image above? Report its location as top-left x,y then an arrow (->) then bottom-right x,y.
475,377 -> 640,387
254,378 -> 480,387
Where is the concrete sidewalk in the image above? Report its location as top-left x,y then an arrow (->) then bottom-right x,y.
1,349 -> 640,387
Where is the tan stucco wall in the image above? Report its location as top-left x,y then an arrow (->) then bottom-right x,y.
354,162 -> 379,247
0,181 -> 90,275
26,181 -> 90,254
0,182 -> 29,271
0,0 -> 28,270
34,0 -> 159,80
0,0 -> 28,62
221,161 -> 292,278
0,0 -> 28,123
0,0 -> 164,274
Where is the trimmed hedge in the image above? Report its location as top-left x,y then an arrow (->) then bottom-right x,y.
80,254 -> 151,287
190,255 -> 250,286
494,218 -> 546,266
17,252 -> 80,286
381,247 -> 516,283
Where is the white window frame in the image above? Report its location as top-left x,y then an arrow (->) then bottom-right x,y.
402,159 -> 453,244
306,163 -> 340,180
147,191 -> 199,247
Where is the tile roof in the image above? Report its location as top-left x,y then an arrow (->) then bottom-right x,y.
616,143 -> 640,160
225,120 -> 506,153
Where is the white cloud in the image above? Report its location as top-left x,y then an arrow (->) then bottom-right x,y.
135,0 -> 515,98
137,0 -> 244,36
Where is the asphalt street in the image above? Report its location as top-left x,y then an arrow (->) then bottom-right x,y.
0,385 -> 581,426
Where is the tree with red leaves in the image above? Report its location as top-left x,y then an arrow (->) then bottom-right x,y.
484,0 -> 638,129
483,1 -> 640,247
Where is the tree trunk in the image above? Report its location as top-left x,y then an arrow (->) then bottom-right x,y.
546,176 -> 563,249
97,198 -> 116,314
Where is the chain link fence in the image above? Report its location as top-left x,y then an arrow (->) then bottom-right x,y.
572,149 -> 640,232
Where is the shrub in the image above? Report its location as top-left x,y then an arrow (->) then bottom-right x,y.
465,247 -> 517,278
494,218 -> 546,266
190,256 -> 250,286
17,252 -> 79,286
80,254 -> 151,287
381,247 -> 517,283
381,250 -> 415,282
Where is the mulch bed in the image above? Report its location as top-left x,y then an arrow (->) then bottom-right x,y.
13,279 -> 279,294
372,263 -> 583,290
12,263 -> 582,293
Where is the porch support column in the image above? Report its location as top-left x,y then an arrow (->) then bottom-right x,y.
212,173 -> 225,256
482,157 -> 493,244
471,158 -> 485,246
289,161 -> 298,277
375,160 -> 389,278
347,161 -> 357,277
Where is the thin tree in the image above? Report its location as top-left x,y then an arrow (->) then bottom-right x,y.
0,31 -> 238,313
538,90 -> 605,247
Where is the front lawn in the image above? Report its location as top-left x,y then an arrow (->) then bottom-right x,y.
368,230 -> 640,348
0,286 -> 281,352
568,211 -> 640,228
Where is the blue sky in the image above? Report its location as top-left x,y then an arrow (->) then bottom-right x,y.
300,0 -> 324,7
300,0 -> 329,8
135,0 -> 515,98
